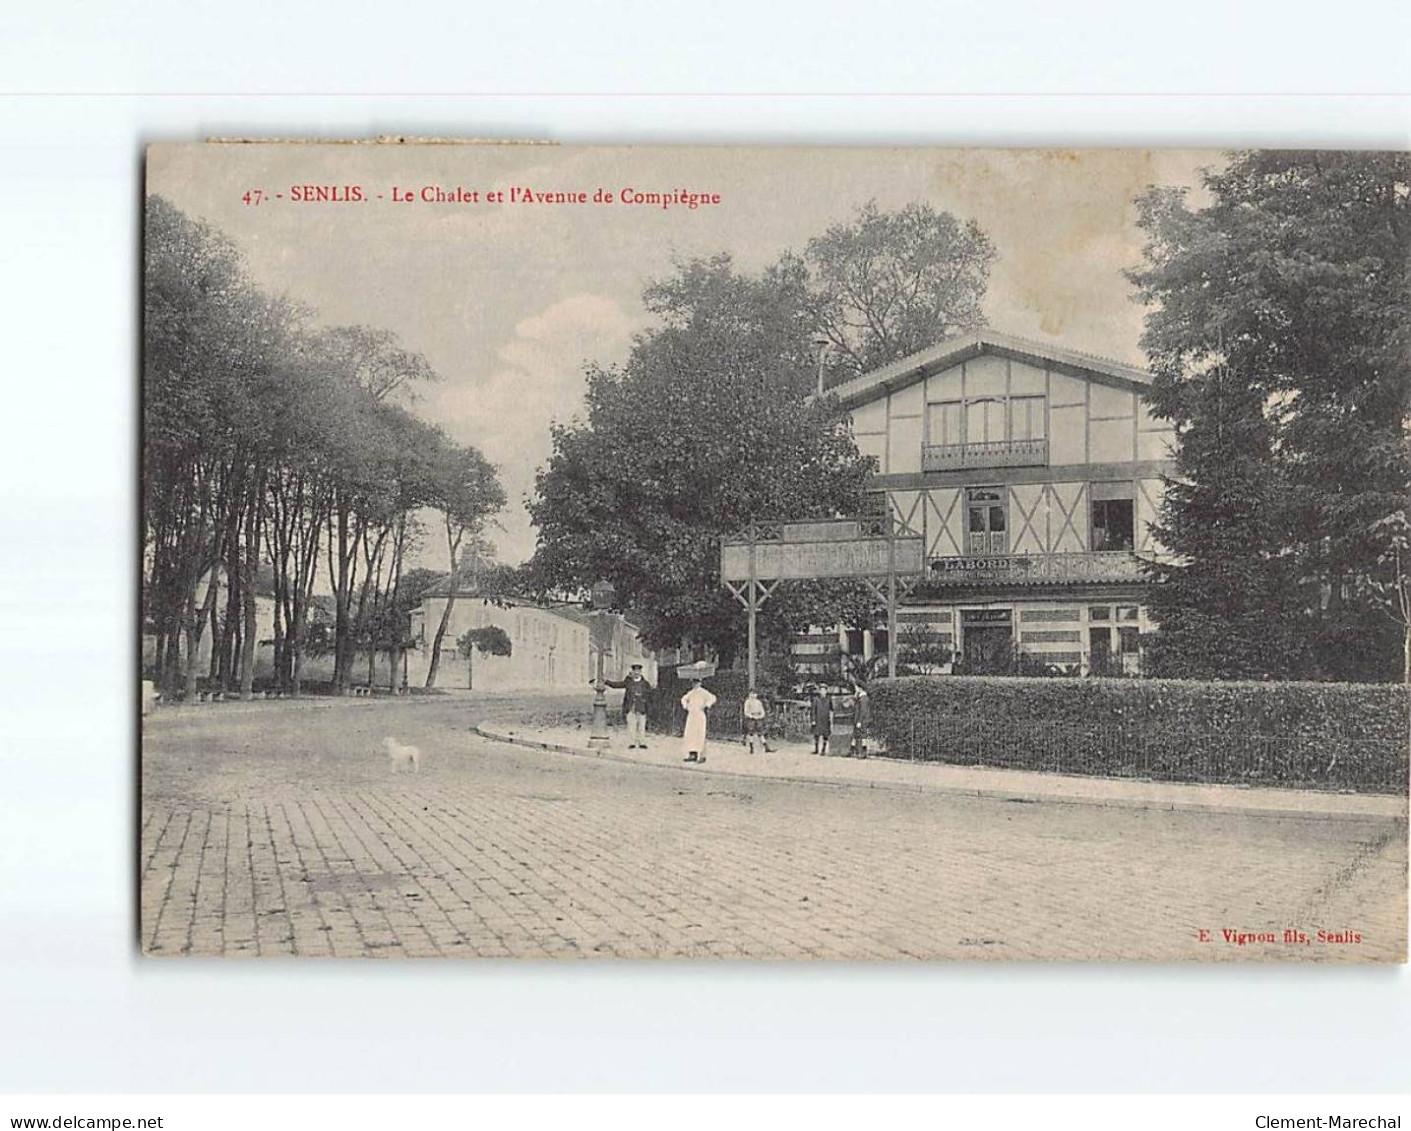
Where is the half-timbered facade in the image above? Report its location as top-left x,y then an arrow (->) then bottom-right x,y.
829,329 -> 1176,676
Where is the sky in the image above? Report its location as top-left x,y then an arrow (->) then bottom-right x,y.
147,143 -> 1215,569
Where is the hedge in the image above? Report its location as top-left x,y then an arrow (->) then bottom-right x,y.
870,676 -> 1410,794
645,669 -> 817,741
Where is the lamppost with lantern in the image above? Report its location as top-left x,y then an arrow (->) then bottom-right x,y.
811,332 -> 832,396
587,579 -> 617,749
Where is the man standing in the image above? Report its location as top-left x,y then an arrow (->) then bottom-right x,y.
810,686 -> 833,756
603,662 -> 654,748
851,683 -> 870,759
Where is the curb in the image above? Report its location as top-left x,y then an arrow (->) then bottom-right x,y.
473,724 -> 1409,824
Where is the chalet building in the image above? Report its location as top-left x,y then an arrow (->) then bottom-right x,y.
823,329 -> 1177,677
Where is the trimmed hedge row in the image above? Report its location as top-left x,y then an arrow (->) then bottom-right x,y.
870,676 -> 1410,793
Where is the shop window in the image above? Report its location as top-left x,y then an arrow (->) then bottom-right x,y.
1089,626 -> 1113,667
1118,626 -> 1141,655
1116,605 -> 1140,622
1092,498 -> 1135,551
1088,606 -> 1111,621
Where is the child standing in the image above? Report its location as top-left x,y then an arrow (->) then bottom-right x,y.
742,690 -> 767,755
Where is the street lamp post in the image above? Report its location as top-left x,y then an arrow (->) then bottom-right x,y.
587,580 -> 616,749
811,333 -> 832,396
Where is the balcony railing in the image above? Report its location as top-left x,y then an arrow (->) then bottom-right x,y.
926,550 -> 1145,585
923,437 -> 1048,472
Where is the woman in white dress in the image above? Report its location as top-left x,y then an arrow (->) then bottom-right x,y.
679,678 -> 717,763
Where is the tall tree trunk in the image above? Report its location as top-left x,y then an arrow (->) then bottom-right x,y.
331,501 -> 357,694
424,522 -> 464,689
239,485 -> 262,700
219,549 -> 241,689
384,514 -> 407,694
183,591 -> 201,701
425,596 -> 457,688
350,526 -> 389,692
185,565 -> 221,700
291,615 -> 306,697
163,595 -> 184,696
162,630 -> 179,697
207,589 -> 222,682
289,586 -> 311,698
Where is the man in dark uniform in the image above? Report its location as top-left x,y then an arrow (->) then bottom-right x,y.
810,685 -> 833,756
603,662 -> 654,748
851,683 -> 871,759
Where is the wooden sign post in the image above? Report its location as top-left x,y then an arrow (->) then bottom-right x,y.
720,514 -> 924,689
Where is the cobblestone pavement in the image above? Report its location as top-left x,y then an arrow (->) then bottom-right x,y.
140,695 -> 1408,961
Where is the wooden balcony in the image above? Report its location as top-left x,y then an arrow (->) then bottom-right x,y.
926,550 -> 1146,586
922,437 -> 1048,472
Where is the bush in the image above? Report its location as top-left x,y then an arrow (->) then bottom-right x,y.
870,675 -> 1409,793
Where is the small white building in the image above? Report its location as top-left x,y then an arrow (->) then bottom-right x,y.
141,564 -> 277,677
409,580 -> 657,692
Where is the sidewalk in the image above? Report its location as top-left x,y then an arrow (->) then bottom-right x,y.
474,721 -> 1409,822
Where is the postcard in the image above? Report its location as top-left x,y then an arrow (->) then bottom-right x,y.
141,142 -> 1409,959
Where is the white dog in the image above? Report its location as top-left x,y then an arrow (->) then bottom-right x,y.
384,736 -> 421,774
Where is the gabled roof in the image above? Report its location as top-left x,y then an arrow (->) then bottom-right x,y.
414,577 -> 605,630
824,328 -> 1152,411
415,574 -> 494,599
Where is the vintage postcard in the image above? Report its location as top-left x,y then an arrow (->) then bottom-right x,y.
141,142 -> 1409,960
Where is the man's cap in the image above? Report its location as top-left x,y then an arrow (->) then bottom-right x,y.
630,662 -> 643,669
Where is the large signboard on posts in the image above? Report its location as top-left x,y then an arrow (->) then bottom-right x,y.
720,518 -> 924,583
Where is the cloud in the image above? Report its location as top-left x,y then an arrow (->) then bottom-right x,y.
429,292 -> 640,564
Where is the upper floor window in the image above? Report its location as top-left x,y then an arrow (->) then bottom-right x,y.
922,395 -> 1049,472
924,396 -> 1047,448
966,486 -> 1007,555
1010,395 -> 1046,441
966,397 -> 1007,444
926,400 -> 963,447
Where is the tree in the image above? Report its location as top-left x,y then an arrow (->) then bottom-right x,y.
323,391 -> 442,693
143,198 -> 488,700
1359,510 -> 1411,684
144,195 -> 298,700
457,626 -> 513,658
896,624 -> 953,676
1128,152 -> 1411,681
372,564 -> 441,686
422,445 -> 505,688
1137,353 -> 1314,679
456,625 -> 513,690
805,200 -> 996,385
527,255 -> 875,663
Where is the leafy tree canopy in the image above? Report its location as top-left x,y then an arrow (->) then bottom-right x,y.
457,626 -> 513,658
1128,151 -> 1411,680
806,200 -> 995,384
527,253 -> 879,660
